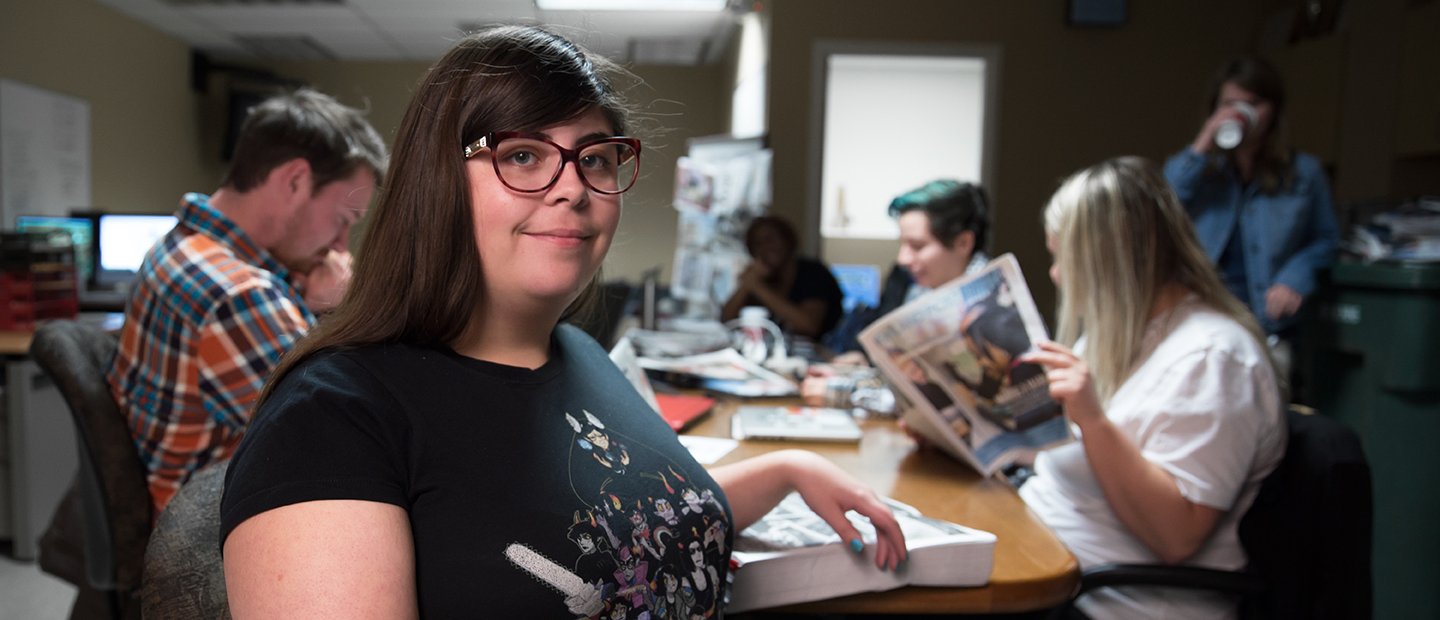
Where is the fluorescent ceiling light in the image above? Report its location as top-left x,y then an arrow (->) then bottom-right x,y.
536,0 -> 728,11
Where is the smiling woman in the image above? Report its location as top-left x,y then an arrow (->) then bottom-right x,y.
218,24 -> 907,619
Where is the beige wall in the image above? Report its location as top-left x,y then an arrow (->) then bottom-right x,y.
770,0 -> 1439,318
767,0 -> 1267,316
7,0 -> 1432,299
0,0 -> 725,284
1,0 -> 219,213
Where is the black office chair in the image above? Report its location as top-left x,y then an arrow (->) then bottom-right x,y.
31,320 -> 152,620
142,460 -> 231,619
1051,406 -> 1373,619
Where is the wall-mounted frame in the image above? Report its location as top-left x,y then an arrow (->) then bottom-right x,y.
1067,0 -> 1128,27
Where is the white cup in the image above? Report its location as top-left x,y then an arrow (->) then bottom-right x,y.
1214,101 -> 1258,150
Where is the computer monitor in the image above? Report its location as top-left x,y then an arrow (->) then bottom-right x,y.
94,213 -> 177,286
830,263 -> 882,313
15,215 -> 96,282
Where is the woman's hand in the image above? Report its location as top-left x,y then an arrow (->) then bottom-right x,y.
1022,341 -> 1104,428
800,372 -> 832,407
785,450 -> 908,571
737,262 -> 771,291
1264,283 -> 1302,320
712,450 -> 907,571
1190,105 -> 1248,155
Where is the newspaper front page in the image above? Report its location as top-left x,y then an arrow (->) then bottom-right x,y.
858,253 -> 1071,474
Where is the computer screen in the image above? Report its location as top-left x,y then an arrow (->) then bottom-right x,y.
830,263 -> 882,312
97,213 -> 177,274
16,215 -> 96,282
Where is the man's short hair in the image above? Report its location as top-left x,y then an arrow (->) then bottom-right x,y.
221,88 -> 387,193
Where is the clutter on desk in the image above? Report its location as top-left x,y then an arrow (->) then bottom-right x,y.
1,231 -> 79,330
636,347 -> 798,398
1343,196 -> 1440,263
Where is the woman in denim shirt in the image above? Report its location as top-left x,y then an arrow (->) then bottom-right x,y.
1164,56 -> 1339,338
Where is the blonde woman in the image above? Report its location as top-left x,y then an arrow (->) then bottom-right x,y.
1020,157 -> 1285,619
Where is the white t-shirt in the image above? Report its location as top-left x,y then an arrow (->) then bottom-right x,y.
1019,295 -> 1285,620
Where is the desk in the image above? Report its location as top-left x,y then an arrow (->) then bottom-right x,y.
689,402 -> 1079,615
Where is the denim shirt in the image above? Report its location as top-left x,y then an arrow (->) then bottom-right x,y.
1163,148 -> 1339,334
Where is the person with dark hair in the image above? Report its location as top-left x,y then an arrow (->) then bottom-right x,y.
830,179 -> 992,356
1164,55 -> 1339,343
219,25 -> 905,617
106,88 -> 387,513
720,214 -> 844,339
806,179 -> 992,407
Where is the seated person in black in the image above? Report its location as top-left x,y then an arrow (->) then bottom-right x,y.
721,215 -> 844,340
219,25 -> 906,619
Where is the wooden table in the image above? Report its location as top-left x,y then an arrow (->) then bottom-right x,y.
689,401 -> 1079,615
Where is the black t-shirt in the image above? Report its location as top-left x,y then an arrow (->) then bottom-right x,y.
220,325 -> 734,618
741,257 -> 845,337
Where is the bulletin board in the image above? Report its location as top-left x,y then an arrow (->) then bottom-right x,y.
0,79 -> 91,226
669,135 -> 772,318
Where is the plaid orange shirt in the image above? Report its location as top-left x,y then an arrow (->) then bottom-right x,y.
108,193 -> 314,513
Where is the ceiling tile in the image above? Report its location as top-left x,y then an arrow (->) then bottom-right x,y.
88,0 -> 739,65
309,30 -> 410,61
180,5 -> 370,32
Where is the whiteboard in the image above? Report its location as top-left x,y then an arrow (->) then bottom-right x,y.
0,79 -> 91,226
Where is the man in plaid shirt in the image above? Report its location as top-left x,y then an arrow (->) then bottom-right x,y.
107,89 -> 387,513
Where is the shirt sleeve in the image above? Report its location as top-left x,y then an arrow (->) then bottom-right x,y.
219,352 -> 411,546
195,284 -> 312,430
1162,148 -> 1210,208
1130,347 -> 1276,511
1272,154 -> 1340,297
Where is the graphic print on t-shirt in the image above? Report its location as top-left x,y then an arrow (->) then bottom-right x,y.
506,408 -> 729,619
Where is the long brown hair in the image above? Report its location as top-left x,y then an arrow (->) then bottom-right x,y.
1204,55 -> 1294,194
260,25 -> 633,405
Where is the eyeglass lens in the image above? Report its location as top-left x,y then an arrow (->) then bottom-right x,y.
493,138 -> 638,193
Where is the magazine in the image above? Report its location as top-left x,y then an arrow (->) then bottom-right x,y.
857,253 -> 1071,475
727,493 -> 996,613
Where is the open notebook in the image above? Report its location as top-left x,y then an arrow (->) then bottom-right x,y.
609,338 -> 716,432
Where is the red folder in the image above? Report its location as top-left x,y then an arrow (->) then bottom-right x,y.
655,393 -> 716,432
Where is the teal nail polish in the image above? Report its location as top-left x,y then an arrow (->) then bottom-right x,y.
849,538 -> 864,553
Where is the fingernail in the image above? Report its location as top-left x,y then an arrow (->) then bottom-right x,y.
849,539 -> 864,553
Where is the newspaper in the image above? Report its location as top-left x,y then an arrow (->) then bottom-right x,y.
727,492 -> 995,613
857,253 -> 1071,474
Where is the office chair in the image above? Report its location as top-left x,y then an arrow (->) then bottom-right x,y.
142,460 -> 231,619
1051,406 -> 1373,619
30,319 -> 152,620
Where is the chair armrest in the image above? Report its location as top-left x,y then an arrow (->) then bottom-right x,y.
1080,563 -> 1264,596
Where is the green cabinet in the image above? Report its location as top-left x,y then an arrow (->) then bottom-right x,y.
1308,260 -> 1440,620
